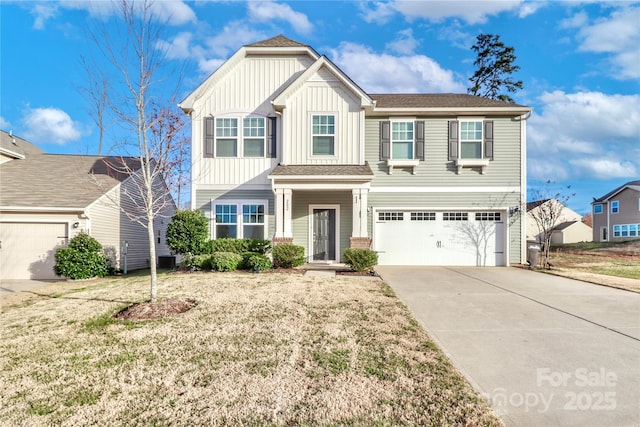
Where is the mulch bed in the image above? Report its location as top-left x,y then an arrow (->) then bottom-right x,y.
337,270 -> 379,277
115,298 -> 198,320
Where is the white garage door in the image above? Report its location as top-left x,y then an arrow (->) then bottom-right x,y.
375,211 -> 505,266
0,222 -> 68,280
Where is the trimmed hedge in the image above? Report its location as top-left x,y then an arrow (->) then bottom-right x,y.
210,252 -> 243,272
242,252 -> 272,271
166,209 -> 209,255
272,244 -> 305,268
343,248 -> 378,272
179,253 -> 211,271
209,238 -> 271,255
54,232 -> 110,279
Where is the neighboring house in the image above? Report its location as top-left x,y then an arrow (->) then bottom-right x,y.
179,35 -> 531,266
0,130 -> 175,280
526,199 -> 592,244
591,180 -> 640,242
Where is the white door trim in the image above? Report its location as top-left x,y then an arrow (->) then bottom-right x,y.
308,204 -> 340,263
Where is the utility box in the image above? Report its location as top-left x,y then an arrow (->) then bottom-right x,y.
527,245 -> 540,268
158,255 -> 176,269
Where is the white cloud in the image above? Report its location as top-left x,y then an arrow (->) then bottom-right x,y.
157,32 -> 197,60
328,42 -> 465,93
385,29 -> 419,55
560,11 -> 588,29
575,6 -> 640,79
22,107 -> 84,145
205,21 -> 266,57
528,90 -> 640,181
247,1 -> 312,34
0,116 -> 11,130
30,3 -> 57,29
377,0 -> 526,24
359,1 -> 397,24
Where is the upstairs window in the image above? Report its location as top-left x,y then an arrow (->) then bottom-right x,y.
593,204 -> 603,214
216,118 -> 238,157
392,122 -> 414,159
460,121 -> 483,159
611,200 -> 619,214
243,117 -> 265,157
312,115 -> 335,156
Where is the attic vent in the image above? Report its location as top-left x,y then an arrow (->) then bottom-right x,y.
310,68 -> 338,82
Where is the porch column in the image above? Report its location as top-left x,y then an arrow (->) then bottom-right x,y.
359,188 -> 368,237
274,188 -> 284,238
351,188 -> 369,238
283,188 -> 293,238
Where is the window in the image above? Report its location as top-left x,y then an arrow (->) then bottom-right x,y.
475,212 -> 501,221
378,212 -> 403,221
613,223 -> 640,238
593,204 -> 603,214
215,204 -> 237,238
243,117 -> 265,157
242,204 -> 265,239
630,224 -> 638,237
216,118 -> 238,157
213,201 -> 268,239
611,200 -> 619,214
411,212 -> 435,221
312,115 -> 335,155
391,122 -> 414,159
460,121 -> 483,159
443,212 -> 468,221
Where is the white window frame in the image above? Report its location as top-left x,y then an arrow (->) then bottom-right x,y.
593,204 -> 603,214
310,114 -> 336,157
215,117 -> 238,158
459,119 -> 484,160
390,119 -> 415,160
214,115 -> 268,158
211,199 -> 269,239
611,200 -> 619,214
242,116 -> 266,158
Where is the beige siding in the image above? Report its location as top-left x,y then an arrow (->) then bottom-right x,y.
291,190 -> 353,262
284,77 -> 363,165
191,55 -> 313,187
365,117 -> 522,188
526,202 -> 585,242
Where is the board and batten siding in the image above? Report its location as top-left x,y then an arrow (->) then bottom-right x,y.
291,190 -> 353,262
283,77 -> 363,165
367,191 -> 522,265
195,189 -> 275,239
364,117 -> 522,188
191,55 -> 313,187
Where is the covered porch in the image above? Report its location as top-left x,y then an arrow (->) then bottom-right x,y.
268,164 -> 374,262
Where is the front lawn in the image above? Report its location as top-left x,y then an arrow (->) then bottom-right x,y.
0,272 -> 502,426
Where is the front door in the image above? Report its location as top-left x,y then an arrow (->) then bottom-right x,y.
312,208 -> 337,261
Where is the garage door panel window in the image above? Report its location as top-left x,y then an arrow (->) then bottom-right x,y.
443,212 -> 468,221
378,212 -> 403,221
475,212 -> 501,221
411,212 -> 436,221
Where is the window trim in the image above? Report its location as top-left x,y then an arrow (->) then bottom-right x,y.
459,119 -> 484,160
451,117 -> 492,174
310,113 -> 337,157
210,199 -> 269,239
211,115 -> 269,159
390,119 -> 415,160
242,116 -> 267,158
611,200 -> 619,214
593,204 -> 603,214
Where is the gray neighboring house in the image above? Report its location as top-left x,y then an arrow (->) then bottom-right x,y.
591,180 -> 640,242
0,130 -> 175,280
180,35 -> 531,266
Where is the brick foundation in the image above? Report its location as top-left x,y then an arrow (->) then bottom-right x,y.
349,237 -> 372,249
272,237 -> 294,246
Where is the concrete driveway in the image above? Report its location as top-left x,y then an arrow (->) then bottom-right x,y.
376,266 -> 640,427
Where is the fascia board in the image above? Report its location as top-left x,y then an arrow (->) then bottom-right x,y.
0,206 -> 86,212
0,148 -> 25,160
267,174 -> 373,181
366,106 -> 533,116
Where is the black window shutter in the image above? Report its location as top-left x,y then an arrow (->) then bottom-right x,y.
380,121 -> 391,160
484,120 -> 494,160
448,120 -> 459,161
267,117 -> 277,158
204,116 -> 215,158
415,120 -> 425,160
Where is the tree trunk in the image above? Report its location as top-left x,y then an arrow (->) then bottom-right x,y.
147,212 -> 157,303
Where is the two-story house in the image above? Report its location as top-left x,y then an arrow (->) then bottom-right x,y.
592,180 -> 640,242
179,35 -> 531,266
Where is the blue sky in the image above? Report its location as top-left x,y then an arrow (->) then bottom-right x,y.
1,0 -> 639,215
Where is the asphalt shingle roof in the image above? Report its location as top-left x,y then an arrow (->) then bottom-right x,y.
593,180 -> 640,203
0,131 -> 44,158
0,154 -> 142,208
246,35 -> 308,48
270,163 -> 374,177
370,93 -> 529,109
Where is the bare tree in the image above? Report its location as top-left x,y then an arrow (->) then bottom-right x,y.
85,0 -> 183,302
79,56 -> 112,155
528,182 -> 575,269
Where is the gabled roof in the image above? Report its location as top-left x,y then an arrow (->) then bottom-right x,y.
246,35 -> 308,48
593,180 -> 640,203
272,55 -> 373,108
526,199 -> 551,212
0,154 -> 142,209
0,130 -> 44,159
368,93 -> 531,115
553,221 -> 579,231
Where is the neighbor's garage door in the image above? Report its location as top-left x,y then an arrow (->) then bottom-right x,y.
375,211 -> 505,266
0,222 -> 68,280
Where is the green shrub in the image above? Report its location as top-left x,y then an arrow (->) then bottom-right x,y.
343,248 -> 378,272
54,232 -> 110,279
179,253 -> 211,271
210,252 -> 243,272
210,238 -> 249,254
272,244 -> 305,268
242,252 -> 272,271
166,210 -> 209,255
245,239 -> 272,255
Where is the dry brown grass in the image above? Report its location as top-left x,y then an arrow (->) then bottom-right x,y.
0,272 -> 502,426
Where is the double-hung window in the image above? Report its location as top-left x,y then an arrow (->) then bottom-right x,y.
312,115 -> 335,156
243,117 -> 265,157
213,200 -> 267,239
216,118 -> 238,157
460,121 -> 483,159
391,122 -> 414,159
611,201 -> 619,214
